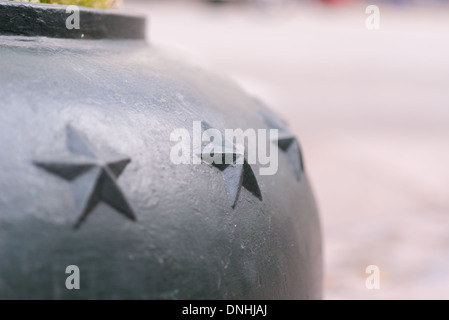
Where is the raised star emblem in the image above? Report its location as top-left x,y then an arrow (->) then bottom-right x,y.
34,125 -> 136,229
198,122 -> 262,208
259,111 -> 304,181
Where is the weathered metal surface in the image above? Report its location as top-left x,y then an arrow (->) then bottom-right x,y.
0,2 -> 322,299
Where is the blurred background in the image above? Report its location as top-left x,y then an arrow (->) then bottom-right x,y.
123,0 -> 449,299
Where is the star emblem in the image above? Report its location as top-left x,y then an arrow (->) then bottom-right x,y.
34,125 -> 136,229
259,111 -> 304,181
197,122 -> 262,208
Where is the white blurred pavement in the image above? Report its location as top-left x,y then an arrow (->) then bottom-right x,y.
125,0 -> 449,299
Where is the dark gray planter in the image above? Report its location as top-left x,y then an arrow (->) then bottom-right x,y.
0,1 -> 322,299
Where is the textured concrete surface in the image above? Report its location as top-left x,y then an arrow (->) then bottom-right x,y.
125,0 -> 449,299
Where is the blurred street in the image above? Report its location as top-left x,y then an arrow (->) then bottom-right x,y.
124,0 -> 449,299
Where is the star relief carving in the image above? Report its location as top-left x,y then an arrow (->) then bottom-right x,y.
197,122 -> 262,208
34,125 -> 136,229
259,111 -> 304,181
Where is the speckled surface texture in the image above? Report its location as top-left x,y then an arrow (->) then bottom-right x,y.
0,3 -> 322,299
0,2 -> 145,39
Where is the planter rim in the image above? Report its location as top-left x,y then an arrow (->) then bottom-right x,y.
0,1 -> 146,40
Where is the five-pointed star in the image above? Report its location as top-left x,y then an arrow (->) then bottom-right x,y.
34,125 -> 136,229
260,111 -> 304,181
197,122 -> 262,208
